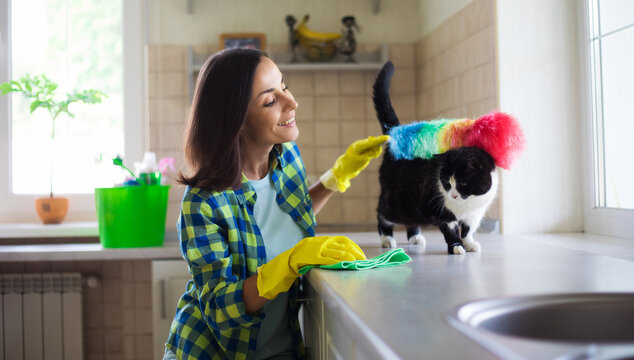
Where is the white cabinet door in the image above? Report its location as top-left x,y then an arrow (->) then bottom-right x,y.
152,260 -> 191,359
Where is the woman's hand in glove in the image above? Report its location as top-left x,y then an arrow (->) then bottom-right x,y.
319,135 -> 389,192
256,236 -> 365,300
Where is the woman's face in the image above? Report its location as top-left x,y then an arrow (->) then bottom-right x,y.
242,57 -> 299,148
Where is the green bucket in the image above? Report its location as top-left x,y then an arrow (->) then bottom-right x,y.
95,185 -> 170,248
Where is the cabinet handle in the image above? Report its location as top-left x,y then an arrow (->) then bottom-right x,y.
160,279 -> 167,319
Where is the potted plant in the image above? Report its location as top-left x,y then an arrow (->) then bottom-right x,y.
0,74 -> 105,224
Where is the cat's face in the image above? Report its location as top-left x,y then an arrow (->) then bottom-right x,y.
438,147 -> 498,204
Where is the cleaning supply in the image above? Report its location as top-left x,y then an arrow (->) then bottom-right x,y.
298,248 -> 411,275
111,155 -> 142,184
135,152 -> 161,185
158,157 -> 176,185
319,135 -> 390,192
95,184 -> 170,247
387,111 -> 525,169
257,236 -> 366,300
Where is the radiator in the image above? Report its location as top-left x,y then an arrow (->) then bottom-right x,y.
0,272 -> 83,360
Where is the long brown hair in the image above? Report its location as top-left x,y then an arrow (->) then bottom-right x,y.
178,48 -> 267,191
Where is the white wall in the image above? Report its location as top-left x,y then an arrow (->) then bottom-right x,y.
497,0 -> 584,233
417,0 -> 473,37
148,0 -> 420,45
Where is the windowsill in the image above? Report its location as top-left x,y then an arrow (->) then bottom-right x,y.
0,221 -> 99,238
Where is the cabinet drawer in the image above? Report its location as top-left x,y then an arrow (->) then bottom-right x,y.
303,278 -> 324,359
324,303 -> 356,360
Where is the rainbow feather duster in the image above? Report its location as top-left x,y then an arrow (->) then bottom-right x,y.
387,111 -> 525,169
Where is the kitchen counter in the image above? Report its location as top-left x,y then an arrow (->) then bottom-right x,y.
0,221 -> 100,238
3,230 -> 634,358
305,231 -> 634,359
0,224 -> 182,261
0,241 -> 181,261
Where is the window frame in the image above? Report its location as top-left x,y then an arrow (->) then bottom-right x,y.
581,0 -> 634,239
0,0 -> 147,223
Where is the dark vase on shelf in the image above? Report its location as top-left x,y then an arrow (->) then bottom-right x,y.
338,15 -> 359,62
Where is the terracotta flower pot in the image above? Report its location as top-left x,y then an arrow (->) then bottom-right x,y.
35,197 -> 69,224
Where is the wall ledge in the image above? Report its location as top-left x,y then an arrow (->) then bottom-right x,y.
0,221 -> 99,239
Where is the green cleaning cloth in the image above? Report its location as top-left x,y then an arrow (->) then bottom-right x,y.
298,248 -> 411,275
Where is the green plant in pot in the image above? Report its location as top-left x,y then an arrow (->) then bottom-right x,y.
0,74 -> 105,224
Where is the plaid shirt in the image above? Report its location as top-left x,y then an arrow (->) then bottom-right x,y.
166,142 -> 315,360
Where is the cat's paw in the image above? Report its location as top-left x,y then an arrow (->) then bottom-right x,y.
380,235 -> 397,248
452,245 -> 466,255
463,240 -> 481,252
408,234 -> 426,246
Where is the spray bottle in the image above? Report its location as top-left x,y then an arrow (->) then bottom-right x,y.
134,152 -> 161,185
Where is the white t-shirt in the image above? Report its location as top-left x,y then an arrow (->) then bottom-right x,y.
250,173 -> 305,359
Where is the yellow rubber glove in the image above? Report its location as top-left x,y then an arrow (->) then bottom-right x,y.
257,236 -> 366,300
320,135 -> 390,193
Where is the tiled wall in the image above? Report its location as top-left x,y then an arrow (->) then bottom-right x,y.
147,45 -> 190,233
147,43 -> 418,233
278,44 -> 418,232
148,0 -> 499,230
0,260 -> 153,360
415,0 -> 500,219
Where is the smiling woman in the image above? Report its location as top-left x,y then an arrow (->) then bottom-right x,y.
241,57 -> 299,179
0,0 -> 146,222
165,48 -> 386,360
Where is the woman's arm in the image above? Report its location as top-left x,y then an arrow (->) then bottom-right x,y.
308,181 -> 334,215
243,274 -> 268,314
182,195 -> 268,328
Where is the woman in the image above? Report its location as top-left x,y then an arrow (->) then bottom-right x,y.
165,48 -> 388,360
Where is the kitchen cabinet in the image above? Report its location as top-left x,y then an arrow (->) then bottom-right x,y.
304,278 -> 378,360
151,259 -> 191,358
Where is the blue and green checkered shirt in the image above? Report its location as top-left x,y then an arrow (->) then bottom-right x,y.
166,142 -> 315,360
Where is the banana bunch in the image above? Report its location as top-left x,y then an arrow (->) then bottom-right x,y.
295,15 -> 342,43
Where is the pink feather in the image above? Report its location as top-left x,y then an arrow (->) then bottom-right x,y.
465,111 -> 525,169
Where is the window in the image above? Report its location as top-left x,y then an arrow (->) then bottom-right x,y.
584,0 -> 634,238
0,0 -> 146,222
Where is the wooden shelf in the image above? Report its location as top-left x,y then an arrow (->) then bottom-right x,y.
271,44 -> 388,71
186,45 -> 388,101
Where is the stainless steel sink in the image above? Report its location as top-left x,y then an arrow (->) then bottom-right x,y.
446,293 -> 634,360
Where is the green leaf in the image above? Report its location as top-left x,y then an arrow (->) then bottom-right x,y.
0,82 -> 13,95
1,73 -> 107,130
46,81 -> 57,95
29,100 -> 43,113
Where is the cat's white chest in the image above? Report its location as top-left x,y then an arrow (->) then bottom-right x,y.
439,171 -> 499,220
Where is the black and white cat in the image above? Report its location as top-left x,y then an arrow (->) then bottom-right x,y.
373,61 -> 498,255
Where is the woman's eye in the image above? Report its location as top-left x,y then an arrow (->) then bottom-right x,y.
264,99 -> 275,107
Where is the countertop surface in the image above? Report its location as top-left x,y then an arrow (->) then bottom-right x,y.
0,241 -> 181,261
3,230 -> 634,358
305,231 -> 634,359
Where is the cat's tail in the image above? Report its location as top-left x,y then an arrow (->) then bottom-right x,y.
373,61 -> 400,135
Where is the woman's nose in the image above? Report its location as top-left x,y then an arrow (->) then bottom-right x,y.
283,91 -> 298,111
